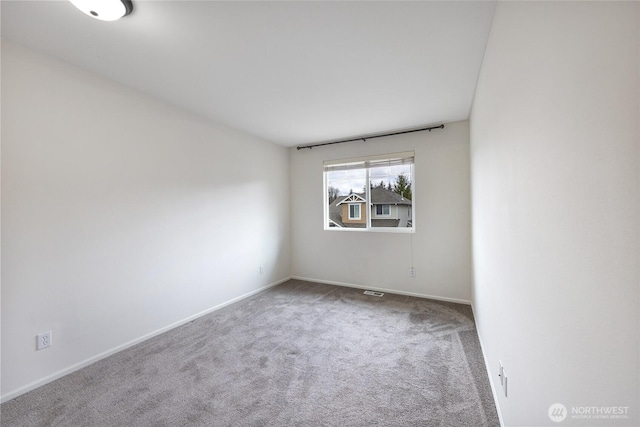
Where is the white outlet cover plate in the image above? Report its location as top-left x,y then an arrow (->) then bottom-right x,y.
36,331 -> 52,350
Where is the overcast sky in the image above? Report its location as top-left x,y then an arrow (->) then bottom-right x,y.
327,164 -> 412,196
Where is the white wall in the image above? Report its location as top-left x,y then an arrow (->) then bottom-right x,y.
470,2 -> 639,426
291,121 -> 472,303
1,40 -> 291,400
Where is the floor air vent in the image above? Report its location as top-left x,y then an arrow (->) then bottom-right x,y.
363,290 -> 384,297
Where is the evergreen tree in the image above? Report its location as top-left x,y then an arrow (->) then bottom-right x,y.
393,173 -> 412,200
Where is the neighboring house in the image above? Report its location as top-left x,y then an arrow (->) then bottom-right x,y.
329,187 -> 412,228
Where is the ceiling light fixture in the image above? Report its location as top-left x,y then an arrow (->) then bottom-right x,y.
69,0 -> 133,21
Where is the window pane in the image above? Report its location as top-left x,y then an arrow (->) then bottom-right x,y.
327,168 -> 366,228
369,163 -> 413,228
349,204 -> 361,219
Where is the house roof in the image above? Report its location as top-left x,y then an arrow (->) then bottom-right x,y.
370,187 -> 411,205
329,197 -> 346,227
333,187 -> 411,207
336,193 -> 366,206
371,219 -> 401,228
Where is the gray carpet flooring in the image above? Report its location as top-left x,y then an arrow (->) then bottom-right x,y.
1,279 -> 500,426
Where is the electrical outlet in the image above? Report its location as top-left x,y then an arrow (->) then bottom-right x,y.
36,331 -> 52,351
409,267 -> 416,278
259,266 -> 264,275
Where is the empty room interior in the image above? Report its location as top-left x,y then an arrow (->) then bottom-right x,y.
1,1 -> 638,426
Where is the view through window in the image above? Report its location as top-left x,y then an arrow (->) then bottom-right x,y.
324,152 -> 414,231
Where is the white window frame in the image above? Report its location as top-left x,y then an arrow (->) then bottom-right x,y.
323,151 -> 415,233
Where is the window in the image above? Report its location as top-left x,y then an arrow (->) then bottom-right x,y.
324,151 -> 414,232
348,204 -> 361,220
376,204 -> 390,216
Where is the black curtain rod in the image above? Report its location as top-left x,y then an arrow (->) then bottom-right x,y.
296,124 -> 445,150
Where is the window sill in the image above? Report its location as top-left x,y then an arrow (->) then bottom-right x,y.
324,227 -> 415,234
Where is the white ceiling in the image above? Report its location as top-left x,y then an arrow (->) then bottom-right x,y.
1,0 -> 496,147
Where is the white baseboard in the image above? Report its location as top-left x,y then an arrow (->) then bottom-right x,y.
470,303 -> 505,427
291,276 -> 472,305
0,276 -> 291,404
